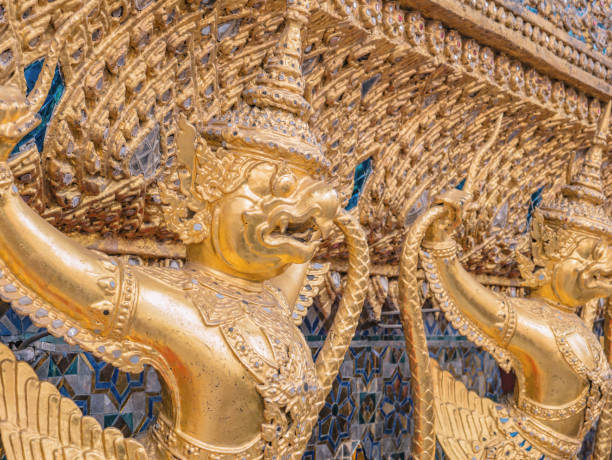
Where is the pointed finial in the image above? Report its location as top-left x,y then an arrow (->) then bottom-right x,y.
205,0 -> 330,173
244,0 -> 312,120
593,99 -> 611,146
562,99 -> 610,206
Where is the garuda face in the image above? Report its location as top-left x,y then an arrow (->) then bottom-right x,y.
208,162 -> 339,279
548,234 -> 612,306
163,116 -> 341,281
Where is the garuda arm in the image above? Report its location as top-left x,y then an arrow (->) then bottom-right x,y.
0,85 -> 152,459
397,115 -> 510,460
0,160 -> 120,329
397,187 -> 517,460
0,85 -> 149,371
421,190 -> 516,369
0,161 -> 123,329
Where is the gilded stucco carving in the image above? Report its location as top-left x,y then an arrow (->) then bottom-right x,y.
0,1 -> 372,458
397,105 -> 612,459
0,0 -> 609,459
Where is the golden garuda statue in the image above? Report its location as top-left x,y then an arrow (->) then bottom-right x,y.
397,105 -> 612,460
0,1 -> 369,459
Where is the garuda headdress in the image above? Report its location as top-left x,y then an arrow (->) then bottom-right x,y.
204,0 -> 330,174
520,100 -> 611,278
538,101 -> 611,238
162,0 -> 330,243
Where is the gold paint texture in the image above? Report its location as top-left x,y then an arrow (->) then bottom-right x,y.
0,0 -> 609,459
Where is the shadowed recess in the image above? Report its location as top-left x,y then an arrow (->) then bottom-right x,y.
526,186 -> 545,228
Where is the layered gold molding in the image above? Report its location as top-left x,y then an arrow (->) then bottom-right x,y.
400,0 -> 612,98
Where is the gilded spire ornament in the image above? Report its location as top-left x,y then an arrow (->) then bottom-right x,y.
539,101 -> 612,237
206,0 -> 330,172
0,0 -> 610,458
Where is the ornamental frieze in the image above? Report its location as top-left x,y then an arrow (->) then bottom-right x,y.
0,1 -> 610,460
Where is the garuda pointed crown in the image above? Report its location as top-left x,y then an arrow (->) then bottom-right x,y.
204,0 -> 330,175
530,101 -> 611,263
163,0 -> 330,243
537,101 -> 611,237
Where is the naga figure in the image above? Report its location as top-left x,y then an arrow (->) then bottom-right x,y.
398,107 -> 612,460
0,1 -> 369,459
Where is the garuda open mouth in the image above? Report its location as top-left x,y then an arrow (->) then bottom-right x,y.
243,178 -> 339,262
268,215 -> 320,244
264,210 -> 323,250
585,265 -> 612,290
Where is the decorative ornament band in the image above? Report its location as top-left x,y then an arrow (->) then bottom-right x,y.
107,262 -> 139,340
504,405 -> 583,458
151,414 -> 265,460
517,387 -> 589,422
420,246 -> 515,372
498,297 -> 517,348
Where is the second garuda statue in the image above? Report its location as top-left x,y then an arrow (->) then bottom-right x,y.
398,107 -> 612,460
0,1 -> 369,459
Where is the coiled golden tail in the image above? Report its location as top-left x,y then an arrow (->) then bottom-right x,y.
293,209 -> 370,457
398,206 -> 444,460
397,115 -> 502,460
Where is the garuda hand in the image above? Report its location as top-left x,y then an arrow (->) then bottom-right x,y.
426,188 -> 474,242
0,85 -> 40,161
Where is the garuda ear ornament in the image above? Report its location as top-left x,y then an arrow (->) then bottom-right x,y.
514,229 -> 549,289
515,212 -> 580,288
157,116 -> 210,244
158,115 -> 257,244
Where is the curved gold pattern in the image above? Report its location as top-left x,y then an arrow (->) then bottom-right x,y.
431,361 -> 584,460
397,118 -> 505,460
294,210 -> 370,455
0,0 -> 609,459
0,0 -> 370,458
397,206 -> 444,460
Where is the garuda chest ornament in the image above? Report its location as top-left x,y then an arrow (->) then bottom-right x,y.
143,264 -> 320,458
0,1 -> 370,459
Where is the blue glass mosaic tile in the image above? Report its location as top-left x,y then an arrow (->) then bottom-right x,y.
317,375 -> 356,453
351,346 -> 386,386
0,293 -> 604,459
0,304 -> 45,337
346,157 -> 373,210
380,367 -> 412,449
526,186 -> 544,227
11,60 -> 65,157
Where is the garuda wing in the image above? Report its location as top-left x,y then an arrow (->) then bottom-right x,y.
431,360 -> 538,460
0,342 -> 148,460
432,359 -> 500,460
